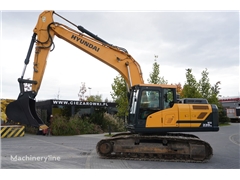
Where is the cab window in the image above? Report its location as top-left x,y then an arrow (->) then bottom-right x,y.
163,88 -> 174,109
139,90 -> 161,119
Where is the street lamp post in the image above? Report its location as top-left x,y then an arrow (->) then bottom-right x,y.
88,87 -> 92,96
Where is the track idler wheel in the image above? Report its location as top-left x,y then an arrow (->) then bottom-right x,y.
97,140 -> 113,157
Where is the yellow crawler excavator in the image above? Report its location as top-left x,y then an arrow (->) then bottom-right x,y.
6,11 -> 219,162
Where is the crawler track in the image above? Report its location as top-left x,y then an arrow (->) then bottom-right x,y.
96,133 -> 213,163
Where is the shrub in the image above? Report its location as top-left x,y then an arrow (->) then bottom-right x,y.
25,125 -> 39,134
49,112 -> 125,136
102,113 -> 125,132
50,114 -> 103,136
218,105 -> 230,124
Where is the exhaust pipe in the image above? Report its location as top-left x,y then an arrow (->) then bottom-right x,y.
6,93 -> 45,127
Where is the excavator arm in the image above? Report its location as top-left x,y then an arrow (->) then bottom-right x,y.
6,11 -> 144,127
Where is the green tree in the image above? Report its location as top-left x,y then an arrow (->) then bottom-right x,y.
198,68 -> 219,105
175,82 -> 183,97
199,68 -> 211,99
147,56 -> 168,84
181,68 -> 202,98
110,74 -> 128,117
197,69 -> 221,106
87,95 -> 102,102
208,81 -> 229,124
211,81 -> 221,95
78,82 -> 87,101
207,81 -> 221,105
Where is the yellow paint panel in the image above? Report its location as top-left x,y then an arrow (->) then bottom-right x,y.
190,123 -> 201,127
177,104 -> 191,120
146,111 -> 162,127
146,105 -> 179,128
178,123 -> 191,127
162,107 -> 179,127
189,104 -> 212,120
145,104 -> 212,128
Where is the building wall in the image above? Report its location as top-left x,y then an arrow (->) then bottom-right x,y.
219,97 -> 240,121
35,99 -> 118,124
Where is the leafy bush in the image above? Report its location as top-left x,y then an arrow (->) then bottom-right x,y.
102,113 -> 125,132
218,104 -> 230,124
89,108 -> 105,127
25,125 -> 39,134
50,114 -> 103,136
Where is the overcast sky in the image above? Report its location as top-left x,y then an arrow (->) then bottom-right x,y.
0,6 -> 239,101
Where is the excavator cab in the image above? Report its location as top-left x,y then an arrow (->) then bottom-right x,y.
126,84 -> 219,134
127,84 -> 177,133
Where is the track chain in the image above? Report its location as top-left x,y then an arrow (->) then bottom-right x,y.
96,133 -> 212,163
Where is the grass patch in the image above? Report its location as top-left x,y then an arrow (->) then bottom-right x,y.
219,123 -> 231,126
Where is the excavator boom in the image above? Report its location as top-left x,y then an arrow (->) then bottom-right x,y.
32,11 -> 144,93
6,11 -> 144,128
